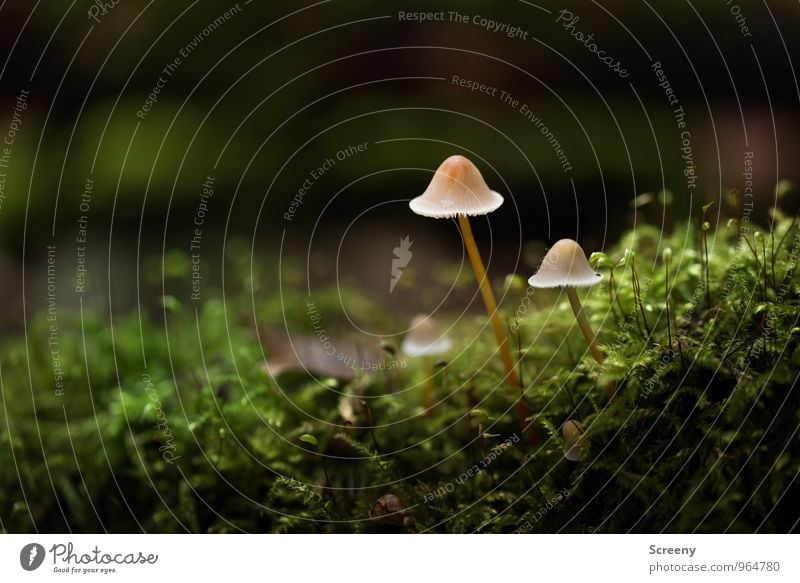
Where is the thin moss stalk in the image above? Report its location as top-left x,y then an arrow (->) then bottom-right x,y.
422,356 -> 435,413
664,248 -> 673,350
627,251 -> 651,337
770,216 -> 777,288
743,231 -> 766,301
701,202 -> 714,309
776,211 -> 798,267
761,233 -> 769,297
730,187 -> 742,238
590,252 -> 625,321
360,399 -> 381,455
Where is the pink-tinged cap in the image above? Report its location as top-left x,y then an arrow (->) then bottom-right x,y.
528,239 -> 603,288
409,155 -> 504,219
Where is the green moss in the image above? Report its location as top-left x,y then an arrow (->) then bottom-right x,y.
2,211 -> 799,533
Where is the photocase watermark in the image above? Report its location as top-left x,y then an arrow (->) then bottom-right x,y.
21,540 -> 158,574
651,59 -> 697,195
284,141 -> 369,222
422,433 -> 520,503
723,0 -> 753,38
389,235 -> 413,293
20,543 -> 46,571
513,487 -> 569,533
451,75 -> 572,173
0,88 -> 29,215
451,11 -> 529,40
306,300 -> 406,371
142,373 -> 181,464
677,109 -> 697,194
46,245 -> 65,397
742,151 -> 755,218
136,3 -> 244,119
555,9 -> 629,78
398,10 -> 529,40
190,175 -> 215,301
75,176 -> 93,294
510,285 -> 536,333
87,0 -> 119,24
46,542 -> 158,575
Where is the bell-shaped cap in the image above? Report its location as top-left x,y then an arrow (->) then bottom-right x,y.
528,239 -> 603,288
401,314 -> 453,357
409,155 -> 504,218
562,419 -> 586,462
369,493 -> 407,525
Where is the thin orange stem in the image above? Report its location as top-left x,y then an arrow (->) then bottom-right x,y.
566,287 -> 616,400
458,214 -> 521,389
423,357 -> 434,414
566,287 -> 604,365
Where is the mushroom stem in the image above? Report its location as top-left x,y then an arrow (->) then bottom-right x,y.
457,214 -> 521,389
566,287 -> 604,365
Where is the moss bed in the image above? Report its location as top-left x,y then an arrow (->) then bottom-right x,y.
2,207 -> 799,533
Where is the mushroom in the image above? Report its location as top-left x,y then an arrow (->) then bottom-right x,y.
561,419 -> 586,462
401,314 -> 453,357
401,314 -> 452,412
409,156 -> 521,394
528,239 -> 604,364
369,493 -> 408,526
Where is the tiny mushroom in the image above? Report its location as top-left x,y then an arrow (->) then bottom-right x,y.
562,419 -> 586,462
402,314 -> 453,412
528,239 -> 605,364
409,155 -> 522,394
401,314 -> 453,357
369,493 -> 408,526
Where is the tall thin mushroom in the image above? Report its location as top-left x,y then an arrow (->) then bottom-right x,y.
409,156 -> 526,421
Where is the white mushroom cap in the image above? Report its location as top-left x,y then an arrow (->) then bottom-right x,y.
409,155 -> 504,218
401,314 -> 453,357
527,239 -> 603,288
562,419 -> 586,462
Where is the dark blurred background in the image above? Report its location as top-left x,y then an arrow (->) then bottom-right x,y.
0,0 -> 798,327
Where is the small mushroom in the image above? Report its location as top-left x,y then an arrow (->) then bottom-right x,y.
528,239 -> 604,364
401,314 -> 453,357
409,155 -> 522,396
562,419 -> 586,462
402,314 -> 452,412
369,493 -> 408,526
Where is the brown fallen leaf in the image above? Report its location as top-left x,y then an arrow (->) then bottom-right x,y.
260,330 -> 382,380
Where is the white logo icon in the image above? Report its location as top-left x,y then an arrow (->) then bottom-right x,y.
390,235 -> 413,293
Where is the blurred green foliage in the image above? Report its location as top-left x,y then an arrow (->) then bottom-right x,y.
2,207 -> 798,533
2,0 -> 798,242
